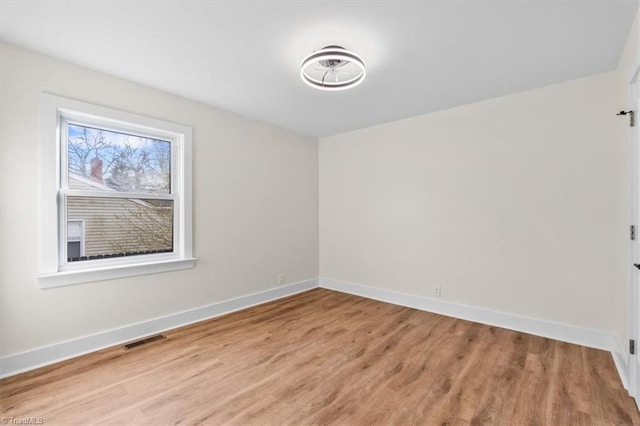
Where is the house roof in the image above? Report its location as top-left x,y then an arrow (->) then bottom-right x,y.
68,173 -> 167,209
1,1 -> 636,137
69,173 -> 116,192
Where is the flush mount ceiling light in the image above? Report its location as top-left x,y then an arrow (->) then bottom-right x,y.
300,46 -> 366,91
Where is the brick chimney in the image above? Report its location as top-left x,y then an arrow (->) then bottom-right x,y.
90,157 -> 104,183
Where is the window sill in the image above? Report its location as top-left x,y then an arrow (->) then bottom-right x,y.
37,258 -> 197,288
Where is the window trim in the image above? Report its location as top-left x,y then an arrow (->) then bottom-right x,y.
39,93 -> 195,288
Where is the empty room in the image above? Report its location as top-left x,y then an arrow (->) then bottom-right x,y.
1,0 -> 640,424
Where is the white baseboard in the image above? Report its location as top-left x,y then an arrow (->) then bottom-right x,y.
0,278 -> 318,379
612,338 -> 630,391
2,276 -> 623,387
319,278 -> 614,352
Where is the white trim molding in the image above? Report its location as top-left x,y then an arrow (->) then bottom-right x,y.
613,337 -> 631,391
39,93 -> 195,287
629,63 -> 640,405
0,279 -> 318,378
319,278 -> 615,352
3,277 -> 625,389
38,257 -> 197,288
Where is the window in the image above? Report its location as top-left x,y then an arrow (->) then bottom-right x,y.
67,220 -> 85,259
39,94 -> 194,287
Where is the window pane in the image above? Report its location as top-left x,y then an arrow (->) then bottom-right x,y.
66,196 -> 173,262
67,124 -> 171,194
67,241 -> 81,258
67,220 -> 83,241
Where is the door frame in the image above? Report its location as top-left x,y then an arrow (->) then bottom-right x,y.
629,65 -> 640,404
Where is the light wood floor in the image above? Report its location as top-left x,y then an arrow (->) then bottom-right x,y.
1,288 -> 638,425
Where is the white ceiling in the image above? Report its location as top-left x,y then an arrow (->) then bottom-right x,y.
1,1 -> 637,138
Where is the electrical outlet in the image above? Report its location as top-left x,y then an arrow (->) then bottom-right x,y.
278,273 -> 285,285
434,286 -> 441,297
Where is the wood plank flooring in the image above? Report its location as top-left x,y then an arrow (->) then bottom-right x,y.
1,288 -> 638,425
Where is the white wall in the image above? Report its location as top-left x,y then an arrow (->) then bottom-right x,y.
320,71 -> 621,333
0,43 -> 319,357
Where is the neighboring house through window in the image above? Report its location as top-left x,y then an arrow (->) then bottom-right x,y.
39,94 -> 194,287
67,220 -> 84,259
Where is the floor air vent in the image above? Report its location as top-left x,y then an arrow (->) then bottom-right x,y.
122,334 -> 167,350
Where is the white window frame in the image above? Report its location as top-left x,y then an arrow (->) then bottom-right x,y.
39,93 -> 195,287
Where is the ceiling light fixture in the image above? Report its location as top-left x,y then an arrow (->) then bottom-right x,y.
300,46 -> 366,91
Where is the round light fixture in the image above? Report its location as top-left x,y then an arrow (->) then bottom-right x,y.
300,46 -> 366,91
